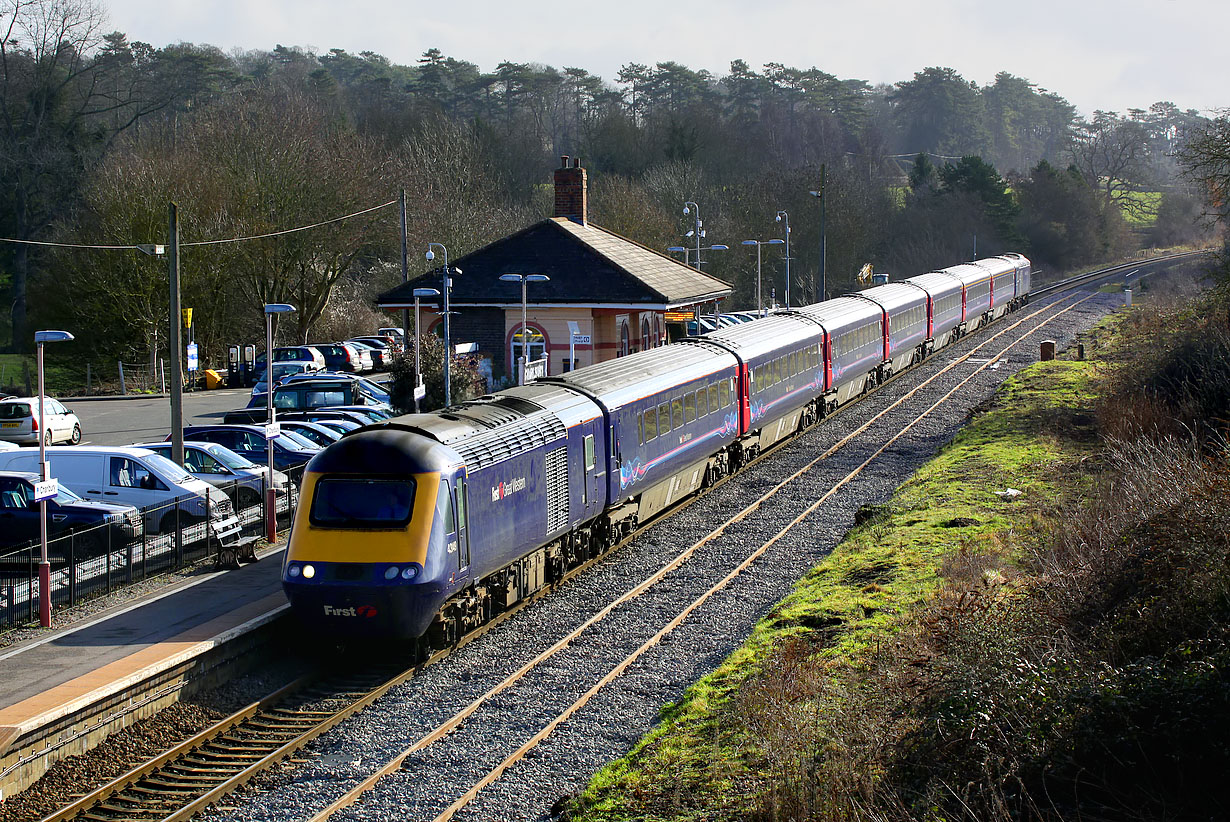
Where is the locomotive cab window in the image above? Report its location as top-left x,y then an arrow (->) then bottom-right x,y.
310,478 -> 415,528
584,434 -> 596,471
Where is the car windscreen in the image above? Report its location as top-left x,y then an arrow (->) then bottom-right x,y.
141,452 -> 195,484
54,484 -> 83,503
0,403 -> 31,419
273,433 -> 316,453
204,444 -> 260,470
309,477 -> 415,527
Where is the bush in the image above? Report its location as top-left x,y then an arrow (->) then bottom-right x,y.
387,334 -> 485,414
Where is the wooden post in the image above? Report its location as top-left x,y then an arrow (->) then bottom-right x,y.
1040,340 -> 1056,361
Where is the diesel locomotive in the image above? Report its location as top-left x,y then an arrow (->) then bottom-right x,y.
282,254 -> 1030,643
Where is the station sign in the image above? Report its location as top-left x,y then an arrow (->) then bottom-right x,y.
570,333 -> 591,345
413,383 -> 426,401
186,342 -> 199,371
664,310 -> 697,323
33,478 -> 58,501
522,357 -> 548,383
264,422 -> 281,439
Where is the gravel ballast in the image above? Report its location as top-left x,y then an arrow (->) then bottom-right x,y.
170,291 -> 1121,822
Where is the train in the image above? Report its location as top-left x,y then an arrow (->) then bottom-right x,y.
281,254 -> 1031,643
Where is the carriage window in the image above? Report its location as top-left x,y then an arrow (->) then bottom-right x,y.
658,403 -> 671,433
697,387 -> 708,417
644,408 -> 658,440
720,379 -> 732,408
684,392 -> 696,423
638,413 -> 645,445
708,382 -> 719,412
671,397 -> 684,428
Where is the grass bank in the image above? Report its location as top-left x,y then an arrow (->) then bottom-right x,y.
568,288 -> 1230,821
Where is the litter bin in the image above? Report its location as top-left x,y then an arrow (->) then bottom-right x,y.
204,369 -> 224,389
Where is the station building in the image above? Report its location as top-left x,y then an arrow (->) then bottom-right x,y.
377,157 -> 732,384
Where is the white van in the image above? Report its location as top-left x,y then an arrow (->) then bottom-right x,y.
0,446 -> 242,542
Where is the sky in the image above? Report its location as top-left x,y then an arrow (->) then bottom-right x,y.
100,0 -> 1225,117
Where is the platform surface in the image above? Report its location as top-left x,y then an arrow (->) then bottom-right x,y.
0,548 -> 287,718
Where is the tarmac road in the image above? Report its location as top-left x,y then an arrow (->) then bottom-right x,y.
64,388 -> 256,446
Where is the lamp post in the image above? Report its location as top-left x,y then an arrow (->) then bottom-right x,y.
809,163 -> 827,302
741,239 -> 785,315
499,273 -> 550,385
33,329 -> 73,628
775,211 -> 792,308
425,243 -> 457,407
411,287 -> 440,413
263,303 -> 295,542
682,202 -> 704,269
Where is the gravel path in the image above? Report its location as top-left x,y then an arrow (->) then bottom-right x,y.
192,291 -> 1119,822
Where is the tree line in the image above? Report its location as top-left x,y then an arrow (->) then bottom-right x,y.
1,0 -> 1221,373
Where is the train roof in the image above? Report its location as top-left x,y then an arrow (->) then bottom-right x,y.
905,271 -> 963,297
973,256 -> 1017,276
697,314 -> 824,360
497,382 -> 603,429
539,340 -> 736,410
937,263 -> 991,286
849,282 -> 928,313
309,426 -> 460,475
793,295 -> 883,333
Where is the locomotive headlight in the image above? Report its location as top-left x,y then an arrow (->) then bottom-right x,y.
401,565 -> 420,580
302,564 -> 316,579
288,564 -> 301,578
384,566 -> 400,580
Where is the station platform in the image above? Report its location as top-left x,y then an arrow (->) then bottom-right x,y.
0,548 -> 289,797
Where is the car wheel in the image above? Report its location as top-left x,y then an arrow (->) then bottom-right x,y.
69,424 -> 81,445
43,429 -> 53,446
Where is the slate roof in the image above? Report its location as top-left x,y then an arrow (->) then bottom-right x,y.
378,218 -> 731,309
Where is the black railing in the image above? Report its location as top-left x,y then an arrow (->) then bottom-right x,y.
0,478 -> 299,629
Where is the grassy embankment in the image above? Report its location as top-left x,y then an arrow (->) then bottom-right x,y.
568,282 -> 1229,821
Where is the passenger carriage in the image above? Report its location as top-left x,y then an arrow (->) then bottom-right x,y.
905,271 -> 965,352
794,297 -> 885,412
851,283 -> 929,380
939,263 -> 994,334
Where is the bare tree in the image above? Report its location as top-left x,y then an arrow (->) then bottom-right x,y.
1068,111 -> 1155,220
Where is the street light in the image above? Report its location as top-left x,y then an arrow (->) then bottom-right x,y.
33,329 -> 73,628
809,162 -> 827,302
499,273 -> 550,385
667,244 -> 728,267
263,303 -> 295,543
411,287 -> 440,413
775,211 -> 792,308
425,243 -> 458,407
741,239 -> 785,315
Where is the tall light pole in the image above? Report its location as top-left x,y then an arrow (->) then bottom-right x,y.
425,243 -> 457,407
775,211 -> 792,308
667,244 -> 728,268
682,202 -> 704,269
741,239 -> 785,315
809,163 -> 827,302
263,303 -> 295,543
33,329 -> 73,628
499,273 -> 550,385
411,287 -> 439,413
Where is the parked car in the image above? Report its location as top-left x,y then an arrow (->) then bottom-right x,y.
319,405 -> 392,423
268,379 -> 390,415
133,441 -> 290,509
250,362 -> 320,399
279,372 -> 391,405
346,339 -> 390,369
0,397 -> 82,446
178,425 -> 319,483
297,417 -> 361,436
277,420 -> 343,448
308,343 -> 365,374
278,409 -> 375,428
0,470 -> 142,556
250,346 -> 327,383
0,446 -> 241,540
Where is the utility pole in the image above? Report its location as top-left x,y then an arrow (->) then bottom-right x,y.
167,203 -> 184,467
399,190 -> 410,346
809,164 -> 827,303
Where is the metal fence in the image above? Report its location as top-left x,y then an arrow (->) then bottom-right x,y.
0,479 -> 298,629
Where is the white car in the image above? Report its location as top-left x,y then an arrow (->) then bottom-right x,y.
0,396 -> 82,446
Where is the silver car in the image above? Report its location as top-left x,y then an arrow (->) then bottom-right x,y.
133,441 -> 290,509
0,396 -> 82,445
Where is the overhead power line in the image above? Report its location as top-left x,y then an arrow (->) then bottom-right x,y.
0,198 -> 399,252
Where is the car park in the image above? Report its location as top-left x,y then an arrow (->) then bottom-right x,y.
133,441 -> 290,509
250,346 -> 327,383
0,470 -> 142,555
319,405 -> 392,423
294,417 -> 360,436
278,372 -> 391,404
309,342 -> 366,374
342,342 -> 374,372
0,446 -> 241,540
0,396 -> 82,446
267,379 -> 391,415
278,409 -> 374,428
179,425 -> 319,483
348,338 -> 395,368
250,361 -> 320,398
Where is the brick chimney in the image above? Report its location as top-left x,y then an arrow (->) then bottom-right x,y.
553,155 -> 587,226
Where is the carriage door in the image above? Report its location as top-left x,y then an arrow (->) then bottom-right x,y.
453,474 -> 470,571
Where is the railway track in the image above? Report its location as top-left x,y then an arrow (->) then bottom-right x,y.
39,254 -> 1192,822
